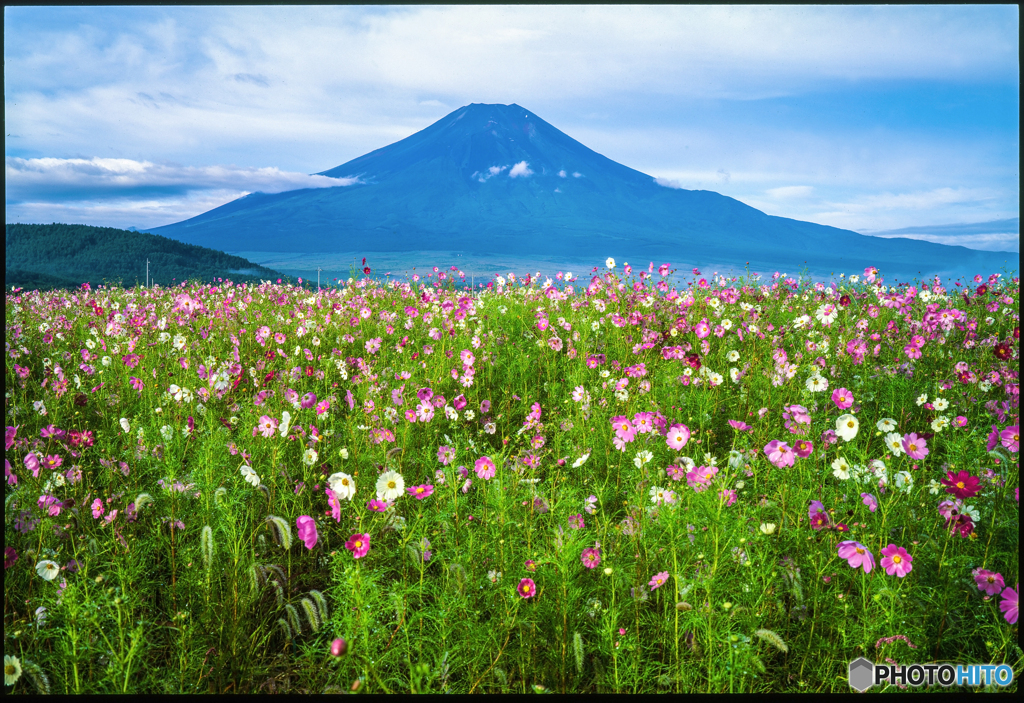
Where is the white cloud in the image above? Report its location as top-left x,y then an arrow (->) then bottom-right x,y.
558,169 -> 567,178
5,156 -> 359,201
862,231 -> 1018,253
766,185 -> 814,199
508,161 -> 534,178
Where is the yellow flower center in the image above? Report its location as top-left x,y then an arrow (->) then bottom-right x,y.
892,555 -> 902,564
956,481 -> 965,489
416,487 -> 424,494
5,664 -> 15,676
387,481 -> 396,489
523,584 -> 531,593
354,540 -> 362,548
856,547 -> 865,554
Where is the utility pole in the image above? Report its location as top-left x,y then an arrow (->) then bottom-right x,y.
317,267 -> 322,291
146,258 -> 150,288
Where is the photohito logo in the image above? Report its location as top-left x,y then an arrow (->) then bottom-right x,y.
848,657 -> 1014,691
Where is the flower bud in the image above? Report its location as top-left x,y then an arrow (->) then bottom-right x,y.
331,637 -> 347,657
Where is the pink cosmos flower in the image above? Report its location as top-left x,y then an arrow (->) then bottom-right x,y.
728,419 -> 752,433
297,515 -> 318,550
326,487 -> 342,522
474,456 -> 496,480
987,424 -> 1000,451
91,498 -> 105,519
999,584 -> 1018,625
5,426 -> 16,451
1001,425 -> 1020,452
453,394 -> 468,410
610,416 -> 636,443
345,533 -> 370,559
837,540 -> 875,573
901,433 -> 929,460
694,319 -> 711,339
861,493 -> 878,513
880,544 -> 913,578
666,424 -> 690,450
954,416 -> 968,428
568,513 -> 585,530
4,546 -> 17,569
764,440 -> 795,468
301,392 -> 317,409
581,547 -> 601,569
649,571 -> 669,590
257,415 -> 278,438
719,489 -> 737,507
831,387 -> 854,410
24,452 -> 41,478
315,399 -> 330,415
973,568 -> 1005,596
437,445 -> 455,465
43,454 -> 63,470
407,484 -> 434,500
517,577 -> 537,598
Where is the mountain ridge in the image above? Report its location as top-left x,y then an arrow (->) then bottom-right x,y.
148,103 -> 1016,276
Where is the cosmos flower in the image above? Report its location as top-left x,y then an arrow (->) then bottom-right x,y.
518,577 -> 537,598
581,547 -> 601,569
648,571 -> 669,590
328,472 -> 356,500
879,544 -> 913,578
837,541 -> 875,573
835,414 -> 859,442
345,533 -> 370,559
376,470 -> 405,502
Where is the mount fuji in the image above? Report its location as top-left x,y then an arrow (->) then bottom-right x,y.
149,103 -> 1015,276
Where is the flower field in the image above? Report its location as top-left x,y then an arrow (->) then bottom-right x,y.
3,259 -> 1020,693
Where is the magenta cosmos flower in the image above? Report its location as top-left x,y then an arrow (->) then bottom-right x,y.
649,571 -> 670,590
728,419 -> 752,433
901,433 -> 929,460
665,423 -> 690,450
474,456 -> 496,480
940,470 -> 981,499
407,484 -> 434,500
880,544 -> 913,578
345,533 -> 371,559
517,577 -> 537,598
831,387 -> 854,410
837,541 -> 875,573
793,439 -> 814,458
581,547 -> 601,569
296,515 -> 318,550
860,493 -> 878,513
973,568 -> 1005,596
999,584 -> 1018,625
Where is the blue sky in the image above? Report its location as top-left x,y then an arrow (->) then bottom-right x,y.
5,5 -> 1019,251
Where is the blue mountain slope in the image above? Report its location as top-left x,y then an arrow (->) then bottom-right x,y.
150,103 -> 1016,274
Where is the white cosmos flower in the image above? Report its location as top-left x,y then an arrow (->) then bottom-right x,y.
173,334 -> 187,351
815,304 -> 838,326
328,472 -> 356,500
376,470 -> 405,502
240,464 -> 261,487
119,418 -> 131,433
894,471 -> 913,493
727,350 -> 740,362
101,356 -> 112,366
708,372 -> 724,387
649,485 -> 668,504
572,453 -> 590,468
85,339 -> 96,350
633,450 -> 654,469
339,447 -> 350,459
931,416 -> 949,432
606,257 -> 616,269
160,425 -> 174,441
730,368 -> 740,383
806,375 -> 829,392
916,394 -> 928,406
169,384 -> 183,402
884,432 -> 904,455
279,410 -> 292,437
302,448 -> 318,466
759,523 -> 777,535
835,414 -> 859,442
831,457 -> 851,480
876,418 -> 897,432
35,560 -> 60,581
4,654 -> 22,686
932,397 -> 949,411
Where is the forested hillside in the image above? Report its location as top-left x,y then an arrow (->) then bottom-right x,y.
5,223 -> 283,290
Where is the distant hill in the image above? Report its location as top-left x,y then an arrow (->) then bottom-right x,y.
5,223 -> 284,291
149,102 -> 1017,279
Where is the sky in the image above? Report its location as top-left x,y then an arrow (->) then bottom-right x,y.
5,5 -> 1020,252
